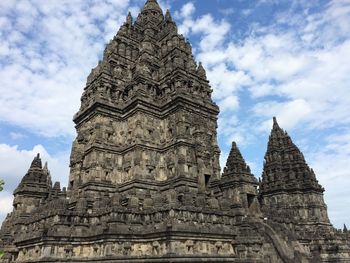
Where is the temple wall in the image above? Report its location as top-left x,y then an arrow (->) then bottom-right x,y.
68,106 -> 220,191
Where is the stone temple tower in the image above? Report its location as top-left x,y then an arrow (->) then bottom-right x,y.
68,0 -> 220,197
259,117 -> 330,226
0,1 -> 349,262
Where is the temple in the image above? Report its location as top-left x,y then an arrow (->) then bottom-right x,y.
0,0 -> 349,262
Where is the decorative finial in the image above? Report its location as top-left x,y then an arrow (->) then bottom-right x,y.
273,116 -> 277,124
247,165 -> 251,173
43,162 -> 50,175
142,0 -> 163,14
165,9 -> 172,21
137,0 -> 163,24
223,141 -> 253,177
30,153 -> 42,169
126,11 -> 132,25
272,116 -> 281,130
197,62 -> 207,78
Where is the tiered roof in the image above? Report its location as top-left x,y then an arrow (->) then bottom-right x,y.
222,142 -> 257,184
14,154 -> 52,195
76,0 -> 215,123
260,117 -> 324,194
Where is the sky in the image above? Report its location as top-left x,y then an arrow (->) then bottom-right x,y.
0,0 -> 349,228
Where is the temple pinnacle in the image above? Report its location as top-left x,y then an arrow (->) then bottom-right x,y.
30,153 -> 42,169
165,9 -> 172,21
223,141 -> 251,176
1,3 -> 348,262
142,0 -> 162,14
272,116 -> 280,129
126,11 -> 132,25
197,62 -> 207,78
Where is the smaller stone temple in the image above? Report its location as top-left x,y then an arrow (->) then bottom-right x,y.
260,117 -> 330,226
0,0 -> 349,262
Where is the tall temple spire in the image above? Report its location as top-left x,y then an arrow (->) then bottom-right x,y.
259,117 -> 329,225
71,0 -> 220,194
270,116 -> 288,143
261,117 -> 323,194
1,2 -> 349,262
80,0 -> 212,117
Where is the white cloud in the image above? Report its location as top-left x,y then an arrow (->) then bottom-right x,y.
219,95 -> 239,112
302,0 -> 350,47
219,8 -> 235,16
176,7 -> 230,51
253,99 -> 313,132
208,63 -> 251,100
0,0 -> 136,138
183,0 -> 350,134
192,15 -> 230,51
179,2 -> 195,18
309,137 -> 350,228
249,83 -> 274,98
175,3 -> 196,35
219,151 -> 228,172
9,132 -> 26,140
175,0 -> 350,136
242,9 -> 253,16
0,195 -> 13,216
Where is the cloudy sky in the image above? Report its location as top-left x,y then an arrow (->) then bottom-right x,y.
0,0 -> 349,228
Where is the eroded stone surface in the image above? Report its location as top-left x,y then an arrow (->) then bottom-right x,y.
0,1 -> 349,262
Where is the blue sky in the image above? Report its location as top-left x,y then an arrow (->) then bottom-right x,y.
0,0 -> 349,228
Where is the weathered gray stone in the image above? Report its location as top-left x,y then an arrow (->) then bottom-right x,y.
0,0 -> 349,262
